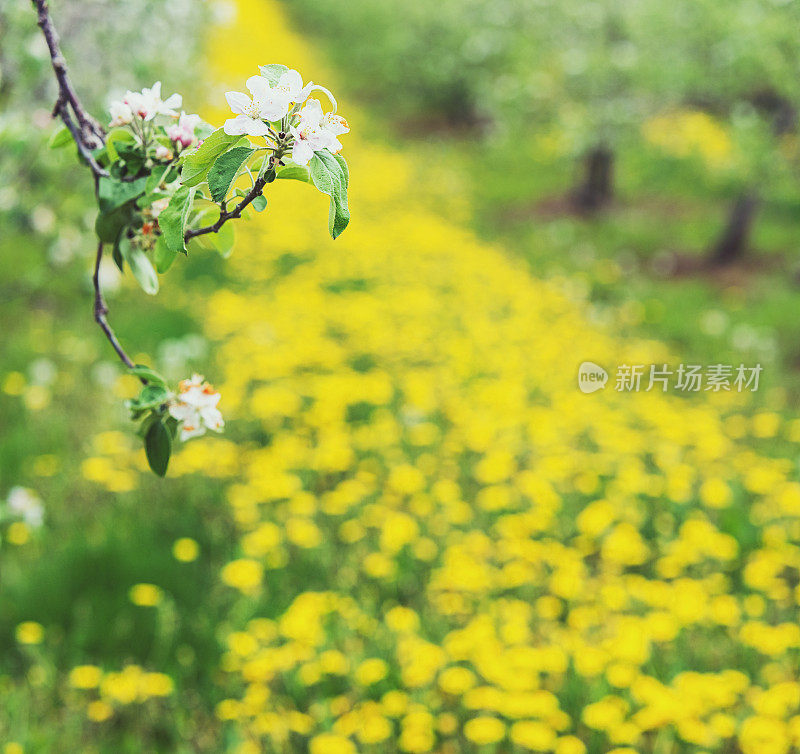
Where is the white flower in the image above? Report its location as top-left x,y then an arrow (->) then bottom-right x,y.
267,67 -> 338,113
168,374 -> 224,441
7,487 -> 44,528
150,197 -> 170,219
155,145 -> 173,161
271,68 -> 314,108
123,82 -> 182,121
224,76 -> 286,137
288,99 -> 350,166
109,100 -> 133,127
167,112 -> 202,149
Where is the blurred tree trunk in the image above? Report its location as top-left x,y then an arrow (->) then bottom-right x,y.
708,191 -> 759,266
571,145 -> 614,212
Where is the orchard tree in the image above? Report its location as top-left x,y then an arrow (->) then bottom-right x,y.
30,0 -> 352,475
487,0 -> 652,214
635,0 -> 800,265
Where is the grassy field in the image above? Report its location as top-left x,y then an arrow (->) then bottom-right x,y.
2,0 -> 800,752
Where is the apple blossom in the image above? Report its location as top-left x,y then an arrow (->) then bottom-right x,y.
7,487 -> 44,528
270,68 -> 313,110
123,81 -> 182,121
155,144 -> 173,161
39,9 -> 352,476
168,374 -> 224,441
224,76 -> 286,137
109,100 -> 133,127
289,98 -> 350,166
150,197 -> 170,219
167,112 -> 202,149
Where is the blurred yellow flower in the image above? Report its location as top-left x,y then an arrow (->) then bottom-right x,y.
221,559 -> 263,593
357,715 -> 392,744
142,672 -> 174,697
6,522 -> 30,546
3,371 -> 26,395
355,658 -> 389,685
309,733 -> 356,754
128,583 -> 162,607
86,700 -> 114,722
69,665 -> 102,689
385,606 -> 420,633
555,736 -> 587,754
438,666 -> 477,696
172,537 -> 200,562
15,621 -> 44,645
463,716 -> 506,745
510,720 -> 557,750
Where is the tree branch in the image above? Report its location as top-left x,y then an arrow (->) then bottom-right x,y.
92,241 -> 146,382
33,1 -> 142,379
33,0 -> 109,178
34,0 -> 104,142
185,174 -> 269,241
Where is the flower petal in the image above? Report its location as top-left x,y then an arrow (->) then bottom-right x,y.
163,93 -> 183,110
261,97 -> 290,122
246,75 -> 272,101
308,84 -> 337,112
299,98 -> 324,125
245,118 -> 271,136
223,115 -> 252,135
323,113 -> 350,136
291,140 -> 314,166
180,424 -> 206,441
279,69 -> 304,95
225,91 -> 251,115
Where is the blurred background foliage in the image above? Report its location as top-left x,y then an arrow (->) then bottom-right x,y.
2,0 -> 800,751
285,0 -> 800,389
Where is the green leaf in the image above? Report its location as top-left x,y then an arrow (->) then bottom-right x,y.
95,207 -> 130,244
333,153 -> 350,185
208,146 -> 256,203
144,419 -> 171,477
181,128 -> 245,187
105,128 -> 136,161
258,64 -> 288,85
119,235 -> 158,295
145,164 -> 178,196
276,165 -> 311,183
48,125 -> 73,149
309,151 -> 350,239
132,384 -> 170,410
112,235 -> 125,271
164,415 -> 180,441
159,186 -> 197,253
252,194 -> 268,212
207,222 -> 235,258
115,142 -> 146,175
98,177 -> 147,214
195,122 -> 214,142
129,364 -> 167,386
154,234 -> 178,273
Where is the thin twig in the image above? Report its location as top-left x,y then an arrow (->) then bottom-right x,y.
33,0 -> 109,178
92,242 -> 138,373
33,0 -> 105,145
185,174 -> 269,240
54,98 -> 109,178
32,0 -> 141,376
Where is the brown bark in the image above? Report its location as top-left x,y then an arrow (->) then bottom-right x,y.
708,192 -> 759,267
570,145 -> 614,213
